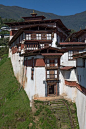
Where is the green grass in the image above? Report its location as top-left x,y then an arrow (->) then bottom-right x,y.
0,57 -> 33,129
0,56 -> 79,129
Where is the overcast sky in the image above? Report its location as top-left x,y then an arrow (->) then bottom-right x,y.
0,0 -> 86,16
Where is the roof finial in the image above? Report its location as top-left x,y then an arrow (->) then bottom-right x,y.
33,10 -> 35,14
30,10 -> 37,17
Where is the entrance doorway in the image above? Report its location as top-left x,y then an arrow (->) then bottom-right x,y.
47,83 -> 57,96
49,85 -> 54,94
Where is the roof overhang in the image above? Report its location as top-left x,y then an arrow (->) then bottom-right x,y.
60,66 -> 76,70
21,46 -> 64,57
73,51 -> 86,59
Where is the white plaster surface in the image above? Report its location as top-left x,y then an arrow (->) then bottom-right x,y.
59,70 -> 77,102
59,71 -> 65,95
24,67 -> 34,100
64,69 -> 77,81
64,85 -> 77,102
59,69 -> 86,129
76,90 -> 86,129
24,67 -> 46,100
61,52 -> 76,66
52,33 -> 57,47
10,52 -> 24,84
9,36 -> 13,41
34,67 -> 46,97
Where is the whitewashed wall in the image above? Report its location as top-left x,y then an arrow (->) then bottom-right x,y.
9,36 -> 13,41
61,52 -> 76,66
64,69 -> 77,81
52,33 -> 57,47
10,52 -> 24,84
59,69 -> 77,100
59,68 -> 86,129
34,67 -> 46,97
24,67 -> 34,101
24,67 -> 46,102
76,90 -> 86,129
59,71 -> 65,95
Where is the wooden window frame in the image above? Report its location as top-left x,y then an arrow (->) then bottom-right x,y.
68,51 -> 79,60
26,34 -> 31,40
25,43 -> 38,50
68,51 -> 73,60
36,34 -> 41,40
46,59 -> 58,67
47,70 -> 58,79
47,34 -> 52,40
31,33 -> 36,40
41,33 -> 47,40
40,44 -> 44,48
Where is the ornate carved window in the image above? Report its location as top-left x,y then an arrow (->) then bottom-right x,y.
36,34 -> 41,40
47,70 -> 57,79
41,34 -> 47,40
40,44 -> 44,48
25,43 -> 38,50
31,34 -> 36,40
46,59 -> 58,67
26,34 -> 31,40
47,34 -> 51,40
68,51 -> 79,60
68,51 -> 73,60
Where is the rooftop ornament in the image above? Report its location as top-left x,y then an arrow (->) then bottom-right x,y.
30,10 -> 37,17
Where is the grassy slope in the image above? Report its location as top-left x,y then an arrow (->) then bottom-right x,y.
0,56 -> 33,129
0,56 -> 79,129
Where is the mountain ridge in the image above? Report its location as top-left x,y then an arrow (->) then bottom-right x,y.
0,4 -> 86,31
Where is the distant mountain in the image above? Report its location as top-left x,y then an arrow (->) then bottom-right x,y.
0,4 -> 86,31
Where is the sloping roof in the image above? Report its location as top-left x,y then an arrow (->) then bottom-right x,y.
41,53 -> 63,56
60,66 -> 75,70
5,18 -> 70,33
65,29 -> 86,42
21,46 -> 65,57
75,29 -> 86,38
9,25 -> 56,46
59,42 -> 86,45
73,51 -> 86,59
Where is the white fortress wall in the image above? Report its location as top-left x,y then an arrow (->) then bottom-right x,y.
24,66 -> 34,101
10,51 -> 24,84
59,71 -> 65,95
59,69 -> 77,102
52,33 -> 57,47
34,67 -> 46,98
61,52 -> 76,66
76,90 -> 86,129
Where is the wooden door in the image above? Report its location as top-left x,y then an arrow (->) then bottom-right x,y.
47,83 -> 57,96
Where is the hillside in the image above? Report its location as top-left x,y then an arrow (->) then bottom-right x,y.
0,56 -> 79,128
0,4 -> 86,31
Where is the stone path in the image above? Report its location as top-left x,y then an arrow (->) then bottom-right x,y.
33,96 -> 79,129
